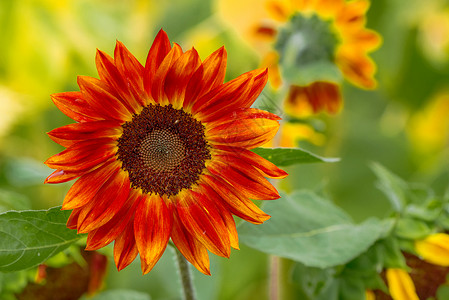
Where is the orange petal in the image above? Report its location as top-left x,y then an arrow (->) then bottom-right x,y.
265,0 -> 291,22
67,207 -> 82,230
345,29 -> 382,52
78,76 -> 132,122
285,82 -> 342,115
213,145 -> 288,179
44,138 -> 116,172
76,169 -> 130,233
176,191 -> 231,258
95,49 -> 142,113
51,92 -> 103,122
202,174 -> 270,224
171,211 -> 211,275
114,222 -> 138,271
192,71 -> 253,120
241,68 -> 268,108
45,169 -> 84,184
144,29 -> 172,98
336,51 -> 377,89
184,46 -> 228,109
47,120 -> 121,148
208,158 -> 280,200
336,0 -> 370,28
150,43 -> 183,104
114,41 -> 146,107
198,183 -> 239,250
206,109 -> 280,149
62,160 -> 118,210
164,48 -> 202,108
134,194 -> 172,274
86,190 -> 142,251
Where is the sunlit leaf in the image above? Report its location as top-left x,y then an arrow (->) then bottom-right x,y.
239,191 -> 391,268
252,147 -> 339,166
0,207 -> 82,272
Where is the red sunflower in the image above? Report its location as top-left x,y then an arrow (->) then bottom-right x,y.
45,29 -> 287,275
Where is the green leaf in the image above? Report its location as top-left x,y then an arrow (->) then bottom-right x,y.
0,207 -> 82,272
85,290 -> 151,300
377,237 -> 407,269
291,262 -> 337,299
252,148 -> 339,167
394,217 -> 431,240
239,191 -> 389,268
371,163 -> 408,212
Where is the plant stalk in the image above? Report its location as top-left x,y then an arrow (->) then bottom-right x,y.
174,248 -> 196,300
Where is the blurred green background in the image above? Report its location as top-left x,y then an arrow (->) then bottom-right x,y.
0,0 -> 449,299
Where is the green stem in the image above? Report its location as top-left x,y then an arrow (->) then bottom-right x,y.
269,255 -> 280,300
174,248 -> 197,300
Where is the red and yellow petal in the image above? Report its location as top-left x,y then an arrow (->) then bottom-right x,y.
47,120 -> 122,148
150,43 -> 183,104
197,183 -> 239,250
114,222 -> 139,271
76,168 -> 130,233
171,212 -> 211,275
114,41 -> 146,107
45,169 -> 85,184
182,46 -> 227,110
197,46 -> 227,96
134,194 -> 172,274
85,190 -> 142,251
51,92 -> 104,122
95,49 -> 143,112
206,108 -> 280,149
336,50 -> 377,89
176,190 -> 231,258
202,174 -> 271,224
191,71 -> 253,118
164,48 -> 202,108
193,68 -> 268,121
78,76 -> 132,122
213,145 -> 288,179
44,138 -> 117,172
285,82 -> 342,116
62,160 -> 119,210
144,29 -> 172,98
208,158 -> 280,200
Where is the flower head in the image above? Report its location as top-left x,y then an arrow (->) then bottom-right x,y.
45,29 -> 287,275
217,0 -> 381,115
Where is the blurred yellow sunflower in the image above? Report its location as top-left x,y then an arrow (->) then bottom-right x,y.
217,0 -> 381,116
407,91 -> 449,162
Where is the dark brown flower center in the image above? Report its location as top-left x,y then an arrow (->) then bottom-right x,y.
116,104 -> 210,197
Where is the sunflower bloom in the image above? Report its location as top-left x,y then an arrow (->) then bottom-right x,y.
415,233 -> 449,266
45,30 -> 287,275
217,0 -> 381,115
385,268 -> 419,300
